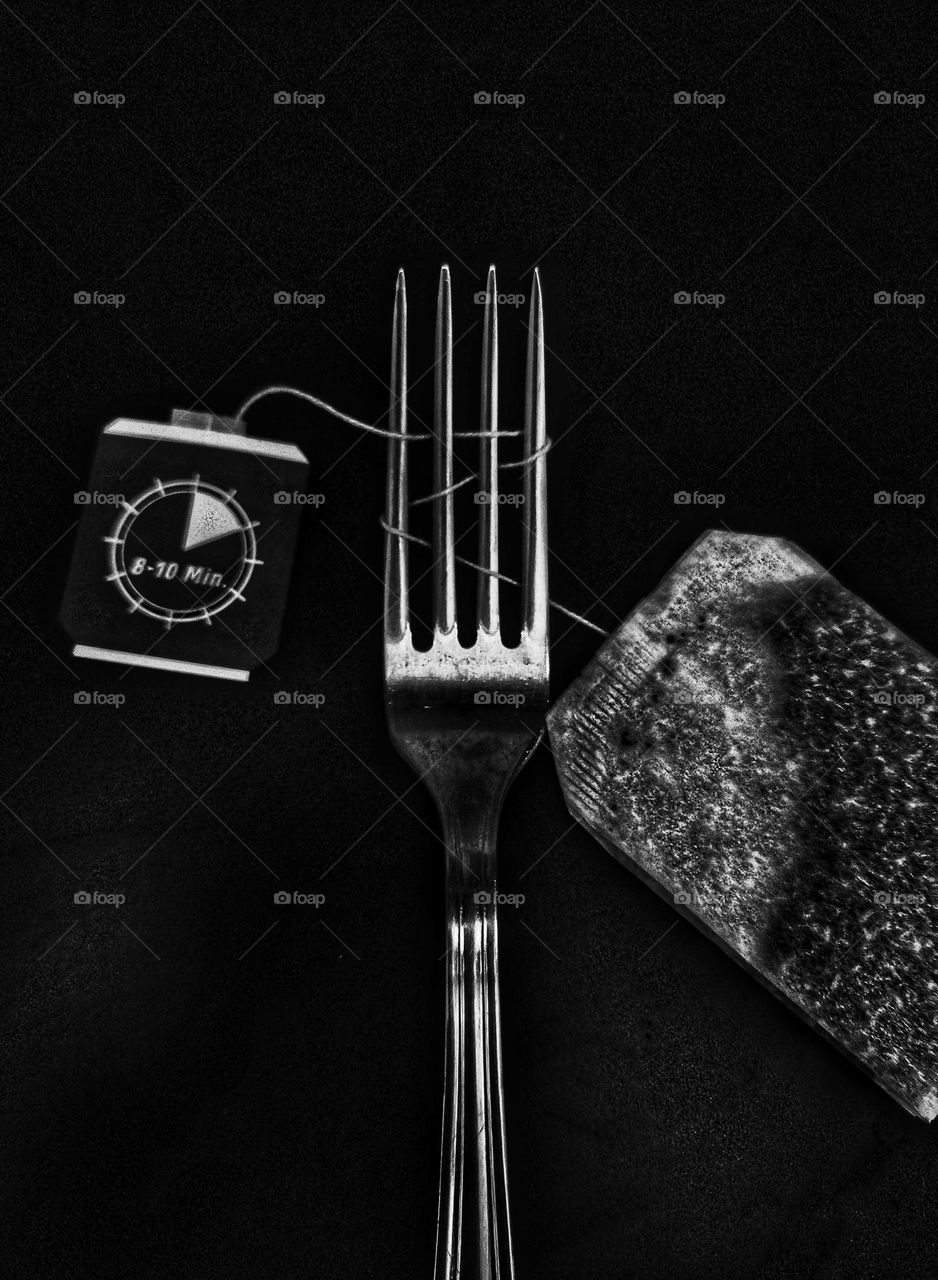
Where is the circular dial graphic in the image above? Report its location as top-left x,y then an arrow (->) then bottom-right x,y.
104,476 -> 261,626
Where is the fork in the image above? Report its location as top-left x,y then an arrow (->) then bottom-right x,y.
384,264 -> 549,1279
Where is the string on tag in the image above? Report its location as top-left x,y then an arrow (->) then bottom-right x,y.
239,386 -> 610,638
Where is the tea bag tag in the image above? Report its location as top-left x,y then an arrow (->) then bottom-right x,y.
61,410 -> 309,681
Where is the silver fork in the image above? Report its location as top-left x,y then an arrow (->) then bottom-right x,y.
384,264 -> 549,1279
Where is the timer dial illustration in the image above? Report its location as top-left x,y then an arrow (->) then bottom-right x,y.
104,475 -> 261,626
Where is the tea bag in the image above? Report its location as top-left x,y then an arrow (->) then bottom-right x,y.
548,529 -> 938,1119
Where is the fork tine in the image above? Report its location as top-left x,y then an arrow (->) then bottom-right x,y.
523,267 -> 548,646
384,267 -> 408,644
478,264 -> 500,635
433,265 -> 456,634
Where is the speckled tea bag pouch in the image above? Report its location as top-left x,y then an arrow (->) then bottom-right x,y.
548,530 -> 938,1119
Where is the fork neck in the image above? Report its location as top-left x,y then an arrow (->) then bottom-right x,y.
433,774 -> 517,1280
439,799 -> 500,897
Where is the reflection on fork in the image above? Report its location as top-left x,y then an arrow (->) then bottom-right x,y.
383,264 -> 549,1279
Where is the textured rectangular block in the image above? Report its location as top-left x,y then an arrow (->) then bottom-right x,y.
548,530 -> 938,1119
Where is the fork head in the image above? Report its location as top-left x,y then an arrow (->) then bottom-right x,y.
383,264 -> 549,711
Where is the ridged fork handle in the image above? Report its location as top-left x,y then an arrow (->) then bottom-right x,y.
435,800 -> 515,1280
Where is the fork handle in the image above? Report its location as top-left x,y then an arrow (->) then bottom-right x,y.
435,824 -> 515,1279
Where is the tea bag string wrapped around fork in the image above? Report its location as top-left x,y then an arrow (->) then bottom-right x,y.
238,385 -> 607,636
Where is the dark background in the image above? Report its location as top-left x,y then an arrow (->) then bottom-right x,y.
2,2 -> 938,1276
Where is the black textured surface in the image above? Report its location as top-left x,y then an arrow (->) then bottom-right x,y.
4,2 -> 938,1278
